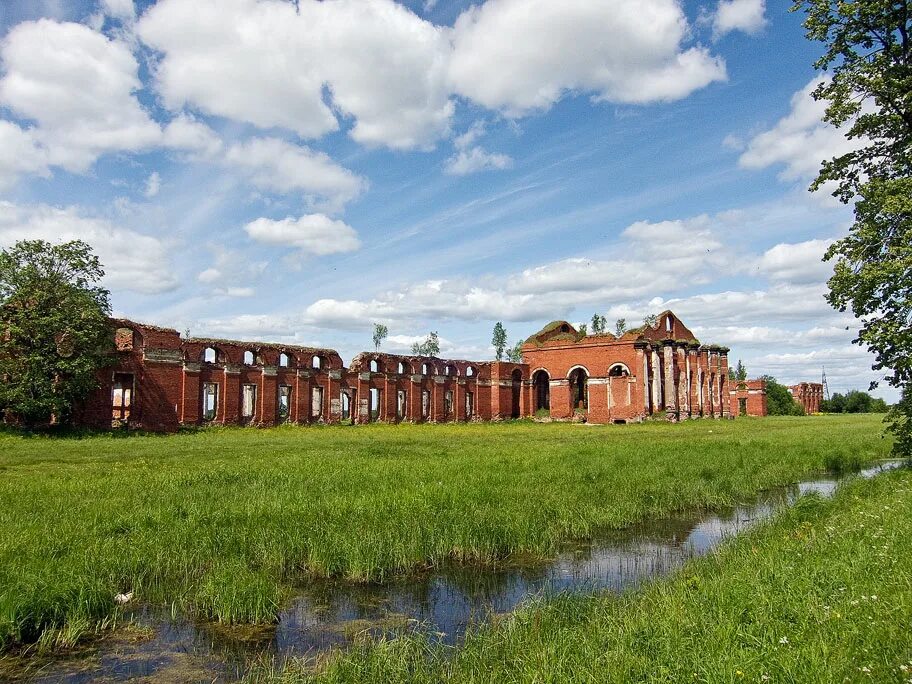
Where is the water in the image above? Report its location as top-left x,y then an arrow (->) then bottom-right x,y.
11,461 -> 903,683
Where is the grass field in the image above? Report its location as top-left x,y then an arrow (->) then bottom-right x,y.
0,415 -> 891,653
262,463 -> 912,683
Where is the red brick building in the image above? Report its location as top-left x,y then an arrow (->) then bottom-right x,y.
521,311 -> 730,423
73,310 -> 730,431
728,379 -> 768,417
788,382 -> 823,414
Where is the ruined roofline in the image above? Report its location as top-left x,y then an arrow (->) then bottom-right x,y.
349,351 -> 505,370
110,317 -> 180,336
187,336 -> 338,356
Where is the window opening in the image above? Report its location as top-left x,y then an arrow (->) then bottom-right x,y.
202,382 -> 219,421
111,372 -> 134,424
278,385 -> 292,422
242,384 -> 257,419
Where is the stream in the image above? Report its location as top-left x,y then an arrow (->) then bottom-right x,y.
13,460 -> 904,683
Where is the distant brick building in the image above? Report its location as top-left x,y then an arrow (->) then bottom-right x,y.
521,311 -> 730,423
788,382 -> 823,414
72,310 -> 731,431
729,379 -> 768,417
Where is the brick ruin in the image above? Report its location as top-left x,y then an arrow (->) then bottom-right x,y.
728,380 -> 824,416
75,310 -> 738,431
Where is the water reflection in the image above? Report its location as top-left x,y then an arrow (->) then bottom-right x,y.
23,461 -> 903,683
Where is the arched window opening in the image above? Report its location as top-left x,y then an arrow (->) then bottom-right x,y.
466,366 -> 476,377
665,315 -> 673,333
422,362 -> 432,376
398,361 -> 410,375
445,364 -> 456,377
243,350 -> 255,365
560,324 -> 570,333
312,355 -> 323,370
608,364 -> 629,377
370,359 -> 380,373
532,370 -> 550,412
203,347 -> 217,364
569,367 -> 589,411
279,353 -> 290,367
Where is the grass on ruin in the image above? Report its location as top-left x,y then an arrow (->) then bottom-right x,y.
0,415 -> 891,653
252,466 -> 912,684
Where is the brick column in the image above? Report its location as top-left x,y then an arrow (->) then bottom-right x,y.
261,366 -> 277,426
180,362 -> 201,425
223,363 -> 241,425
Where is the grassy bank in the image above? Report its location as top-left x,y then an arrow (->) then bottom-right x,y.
255,465 -> 912,684
0,415 -> 890,651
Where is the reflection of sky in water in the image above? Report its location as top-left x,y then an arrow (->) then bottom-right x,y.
29,461 -> 903,683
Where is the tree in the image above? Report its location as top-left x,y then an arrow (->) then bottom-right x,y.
492,322 -> 507,360
0,240 -> 112,426
643,313 -> 658,328
577,323 -> 588,336
590,313 -> 607,334
505,341 -> 523,363
371,323 -> 388,351
411,331 -> 440,357
735,360 -> 747,382
793,0 -> 912,455
761,375 -> 805,416
614,318 -> 627,337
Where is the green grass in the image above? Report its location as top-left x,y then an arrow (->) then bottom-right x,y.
0,415 -> 891,652
253,466 -> 912,684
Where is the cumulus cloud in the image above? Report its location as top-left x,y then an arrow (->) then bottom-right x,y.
445,147 -> 513,175
138,0 -> 453,150
143,171 -> 161,198
448,0 -> 726,115
739,78 -> 864,181
756,238 -> 835,284
101,0 -> 135,21
0,19 -> 160,173
244,214 -> 362,255
713,0 -> 766,37
0,201 -> 178,294
224,138 -> 366,213
0,121 -> 49,188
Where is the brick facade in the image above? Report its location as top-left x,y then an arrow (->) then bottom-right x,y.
521,311 -> 730,423
728,379 -> 768,417
788,382 -> 823,414
72,310 -> 731,431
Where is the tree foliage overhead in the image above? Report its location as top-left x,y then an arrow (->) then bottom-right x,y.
371,322 -> 388,351
793,0 -> 912,455
492,322 -> 507,361
761,375 -> 806,416
0,240 -> 112,426
411,331 -> 440,357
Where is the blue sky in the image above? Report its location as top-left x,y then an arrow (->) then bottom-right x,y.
0,0 -> 892,399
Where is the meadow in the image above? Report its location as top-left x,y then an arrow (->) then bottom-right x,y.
0,415 -> 891,653
262,461 -> 912,683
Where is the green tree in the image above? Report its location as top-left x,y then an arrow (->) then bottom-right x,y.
614,318 -> 627,337
590,313 -> 607,334
505,341 -> 523,363
643,313 -> 658,328
0,240 -> 112,426
492,322 -> 507,360
793,0 -> 912,454
761,376 -> 806,416
577,323 -> 588,336
371,323 -> 388,351
411,331 -> 440,357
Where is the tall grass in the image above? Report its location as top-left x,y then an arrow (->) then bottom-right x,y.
257,467 -> 912,684
0,415 -> 891,652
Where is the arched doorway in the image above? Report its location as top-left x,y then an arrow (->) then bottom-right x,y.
510,368 -> 522,418
568,367 -> 588,412
608,363 -> 630,410
532,370 -> 550,414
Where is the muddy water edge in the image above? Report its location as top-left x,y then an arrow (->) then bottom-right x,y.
3,460 -> 904,684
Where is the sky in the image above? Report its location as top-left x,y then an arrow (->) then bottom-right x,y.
0,0 -> 894,400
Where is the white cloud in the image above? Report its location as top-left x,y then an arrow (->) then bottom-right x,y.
244,214 -> 361,255
143,171 -> 161,198
0,201 -> 178,294
713,0 -> 766,37
448,0 -> 726,115
197,267 -> 221,283
138,0 -> 453,150
0,121 -> 49,188
739,77 -> 864,181
0,19 -> 160,173
101,0 -> 135,21
224,138 -> 366,213
756,238 -> 835,284
161,114 -> 223,158
216,286 -> 255,298
445,147 -> 513,175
